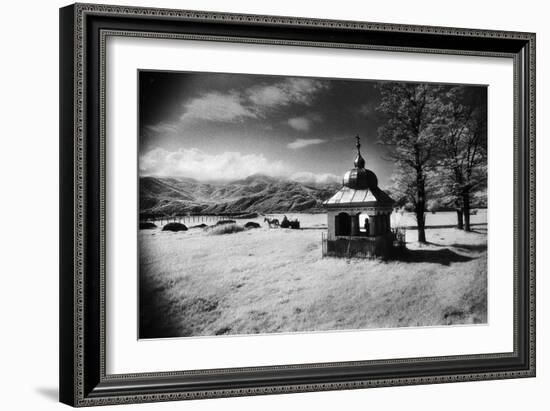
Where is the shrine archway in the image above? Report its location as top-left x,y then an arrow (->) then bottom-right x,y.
335,212 -> 351,236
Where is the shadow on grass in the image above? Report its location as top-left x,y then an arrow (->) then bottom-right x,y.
427,242 -> 488,253
393,247 -> 475,265
402,223 -> 487,230
450,243 -> 488,252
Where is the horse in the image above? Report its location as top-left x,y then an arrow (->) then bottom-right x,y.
264,217 -> 280,228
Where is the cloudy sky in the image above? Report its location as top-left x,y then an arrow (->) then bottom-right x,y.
138,71 -> 428,187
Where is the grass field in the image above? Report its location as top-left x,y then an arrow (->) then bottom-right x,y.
139,210 -> 487,338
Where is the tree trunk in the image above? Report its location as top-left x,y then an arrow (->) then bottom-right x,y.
462,191 -> 471,232
416,207 -> 426,243
456,209 -> 464,230
416,170 -> 427,243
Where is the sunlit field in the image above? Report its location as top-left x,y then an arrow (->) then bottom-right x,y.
139,210 -> 487,338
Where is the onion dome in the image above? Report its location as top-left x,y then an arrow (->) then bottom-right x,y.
342,135 -> 379,190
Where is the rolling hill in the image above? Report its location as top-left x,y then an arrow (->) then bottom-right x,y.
140,174 -> 340,216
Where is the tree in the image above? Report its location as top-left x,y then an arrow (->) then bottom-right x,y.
436,87 -> 487,231
376,83 -> 446,243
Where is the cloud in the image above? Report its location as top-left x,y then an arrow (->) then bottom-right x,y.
140,147 -> 340,185
247,78 -> 328,110
139,147 -> 289,181
287,117 -> 312,131
287,138 -> 326,149
290,171 -> 340,185
145,122 -> 181,134
287,113 -> 323,132
145,78 -> 329,135
180,91 -> 257,123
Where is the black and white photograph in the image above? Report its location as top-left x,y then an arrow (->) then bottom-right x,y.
1,0 -> 544,408
138,71 -> 488,339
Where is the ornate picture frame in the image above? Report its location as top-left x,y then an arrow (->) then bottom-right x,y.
59,3 -> 535,407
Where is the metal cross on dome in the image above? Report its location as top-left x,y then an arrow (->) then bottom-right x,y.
354,135 -> 366,169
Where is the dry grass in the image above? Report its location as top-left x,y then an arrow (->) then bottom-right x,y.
139,212 -> 487,338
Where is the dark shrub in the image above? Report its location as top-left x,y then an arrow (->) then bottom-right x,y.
244,221 -> 261,229
139,221 -> 157,230
162,222 -> 188,232
216,219 -> 236,226
191,223 -> 208,228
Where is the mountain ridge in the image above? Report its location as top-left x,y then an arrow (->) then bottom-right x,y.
140,174 -> 341,216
